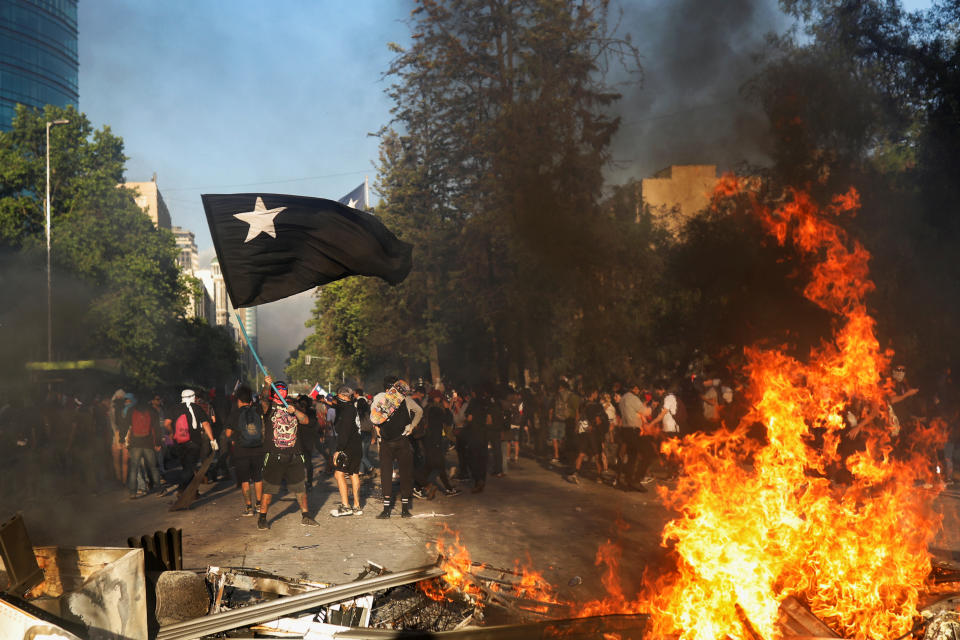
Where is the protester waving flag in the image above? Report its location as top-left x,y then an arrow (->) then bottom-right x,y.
202,193 -> 413,308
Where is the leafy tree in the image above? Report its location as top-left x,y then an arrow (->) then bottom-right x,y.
0,104 -> 234,386
349,0 -> 641,386
745,0 -> 960,373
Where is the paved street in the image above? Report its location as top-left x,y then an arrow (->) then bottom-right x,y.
9,452 -> 674,605
9,451 -> 960,609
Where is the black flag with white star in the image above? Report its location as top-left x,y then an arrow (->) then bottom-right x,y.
201,193 -> 413,308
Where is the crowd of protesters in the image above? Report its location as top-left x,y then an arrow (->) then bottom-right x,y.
2,357 -> 957,526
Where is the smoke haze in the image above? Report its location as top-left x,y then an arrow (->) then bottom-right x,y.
255,0 -> 791,372
606,0 -> 788,184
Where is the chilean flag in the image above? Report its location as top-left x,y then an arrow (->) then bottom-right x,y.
308,383 -> 327,400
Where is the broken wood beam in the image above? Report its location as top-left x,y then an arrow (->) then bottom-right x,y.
779,596 -> 841,638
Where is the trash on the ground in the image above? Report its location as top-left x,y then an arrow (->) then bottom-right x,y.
206,565 -> 332,614
2,514 -> 645,640
924,610 -> 960,640
410,512 -> 454,518
568,576 -> 582,587
0,541 -> 149,640
0,595 -> 84,640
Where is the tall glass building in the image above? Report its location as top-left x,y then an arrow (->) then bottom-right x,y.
0,0 -> 78,131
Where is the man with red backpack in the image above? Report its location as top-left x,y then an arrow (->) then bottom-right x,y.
125,394 -> 162,498
165,389 -> 217,500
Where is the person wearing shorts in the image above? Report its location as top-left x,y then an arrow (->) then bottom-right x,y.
331,385 -> 364,517
258,376 -> 318,529
567,388 -> 607,483
225,385 -> 263,517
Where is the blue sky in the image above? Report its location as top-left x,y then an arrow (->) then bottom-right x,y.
76,0 -> 934,375
79,1 -> 413,372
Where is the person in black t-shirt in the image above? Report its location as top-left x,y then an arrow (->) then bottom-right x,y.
371,376 -> 422,519
164,389 -> 217,499
330,386 -> 364,517
225,385 -> 264,517
567,388 -> 608,484
257,376 -> 318,529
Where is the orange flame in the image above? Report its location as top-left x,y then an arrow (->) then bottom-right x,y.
638,178 -> 943,640
423,181 -> 943,640
421,526 -> 487,604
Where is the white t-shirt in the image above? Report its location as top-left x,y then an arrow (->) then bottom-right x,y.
662,393 -> 679,433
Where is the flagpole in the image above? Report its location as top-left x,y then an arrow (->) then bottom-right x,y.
364,176 -> 369,210
234,310 -> 288,408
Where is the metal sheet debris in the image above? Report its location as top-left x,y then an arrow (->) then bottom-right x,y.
156,561 -> 445,640
0,594 -> 85,640
0,512 -> 44,597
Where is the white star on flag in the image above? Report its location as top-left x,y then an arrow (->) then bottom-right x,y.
233,196 -> 287,243
347,198 -> 358,208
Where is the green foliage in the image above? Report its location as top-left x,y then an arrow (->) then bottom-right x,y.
293,0 -> 960,389
0,104 -> 237,387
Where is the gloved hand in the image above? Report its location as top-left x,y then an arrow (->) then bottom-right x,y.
401,424 -> 414,437
210,439 -> 219,452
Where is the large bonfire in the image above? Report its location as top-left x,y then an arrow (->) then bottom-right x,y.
426,180 -> 945,640
639,178 -> 943,640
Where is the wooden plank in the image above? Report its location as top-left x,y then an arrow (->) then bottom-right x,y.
779,596 -> 840,638
169,452 -> 216,512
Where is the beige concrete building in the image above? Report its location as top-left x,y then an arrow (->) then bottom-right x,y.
122,176 -> 171,229
173,226 -> 199,273
641,164 -> 719,236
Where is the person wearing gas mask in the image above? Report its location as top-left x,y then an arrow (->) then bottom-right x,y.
165,389 -> 217,500
330,385 -> 364,517
257,376 -> 318,529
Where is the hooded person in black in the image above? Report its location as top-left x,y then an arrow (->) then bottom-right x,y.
331,386 -> 364,517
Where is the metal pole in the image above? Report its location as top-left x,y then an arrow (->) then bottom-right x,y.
234,310 -> 287,407
45,119 -> 68,363
45,121 -> 51,363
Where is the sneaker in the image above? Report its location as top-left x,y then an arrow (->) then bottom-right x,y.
640,476 -> 655,484
550,458 -> 560,465
566,473 -> 580,484
242,504 -> 254,517
330,504 -> 354,518
257,514 -> 268,530
401,505 -> 412,518
444,488 -> 463,497
352,503 -> 364,515
376,507 -> 391,519
301,514 -> 320,526
412,488 -> 427,499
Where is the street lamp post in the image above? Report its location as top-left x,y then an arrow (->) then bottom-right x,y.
46,119 -> 69,362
